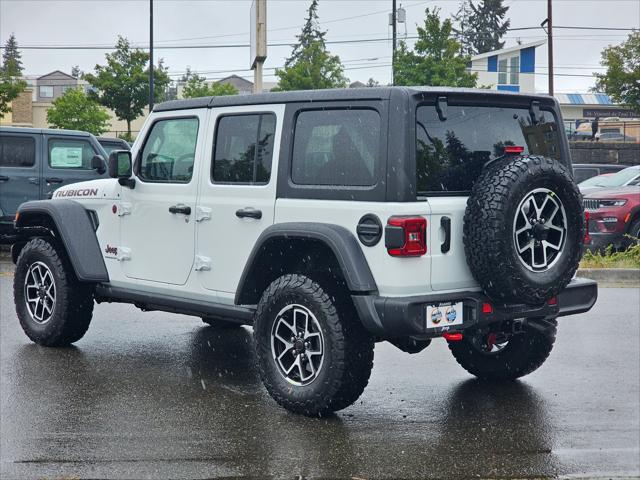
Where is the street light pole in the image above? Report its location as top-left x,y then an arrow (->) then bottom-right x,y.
547,0 -> 554,96
149,0 -> 155,111
392,0 -> 397,85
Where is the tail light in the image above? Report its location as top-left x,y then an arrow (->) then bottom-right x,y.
584,211 -> 590,244
386,216 -> 427,257
504,145 -> 525,154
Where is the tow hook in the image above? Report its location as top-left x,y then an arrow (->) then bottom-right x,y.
443,332 -> 463,342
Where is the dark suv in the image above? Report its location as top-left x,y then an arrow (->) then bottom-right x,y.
0,127 -> 108,235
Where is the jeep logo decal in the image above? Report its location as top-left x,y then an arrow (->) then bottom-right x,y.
55,188 -> 99,198
104,244 -> 118,256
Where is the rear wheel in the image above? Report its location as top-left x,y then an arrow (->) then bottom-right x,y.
254,274 -> 374,416
448,319 -> 557,381
14,238 -> 94,346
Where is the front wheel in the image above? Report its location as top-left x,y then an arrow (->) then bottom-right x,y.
14,238 -> 94,346
448,319 -> 557,381
253,274 -> 374,416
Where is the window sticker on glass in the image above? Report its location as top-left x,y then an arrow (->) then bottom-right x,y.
50,146 -> 83,167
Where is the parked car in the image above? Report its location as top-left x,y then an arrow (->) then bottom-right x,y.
599,132 -> 637,143
583,185 -> 640,251
96,137 -> 131,157
579,165 -> 640,193
9,87 -> 596,416
572,163 -> 629,184
0,127 -> 108,235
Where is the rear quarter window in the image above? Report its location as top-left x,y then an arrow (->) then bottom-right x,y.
416,105 -> 561,194
292,109 -> 380,186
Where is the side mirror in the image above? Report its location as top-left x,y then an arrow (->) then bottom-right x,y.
108,150 -> 135,188
91,154 -> 106,175
108,150 -> 132,178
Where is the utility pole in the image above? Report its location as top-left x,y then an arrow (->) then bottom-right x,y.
149,0 -> 155,111
392,0 -> 397,85
546,0 -> 554,96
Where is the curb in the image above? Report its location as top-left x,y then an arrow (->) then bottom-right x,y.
577,268 -> 640,287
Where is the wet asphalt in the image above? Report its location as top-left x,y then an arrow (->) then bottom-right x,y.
0,260 -> 639,480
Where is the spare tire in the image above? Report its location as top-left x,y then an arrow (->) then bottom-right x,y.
464,155 -> 584,305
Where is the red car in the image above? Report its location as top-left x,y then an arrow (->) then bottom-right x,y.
583,185 -> 640,251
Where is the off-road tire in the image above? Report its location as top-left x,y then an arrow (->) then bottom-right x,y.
201,317 -> 243,329
464,155 -> 584,304
449,320 -> 557,381
14,238 -> 94,346
254,274 -> 374,416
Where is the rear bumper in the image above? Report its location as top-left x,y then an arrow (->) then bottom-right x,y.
352,278 -> 598,338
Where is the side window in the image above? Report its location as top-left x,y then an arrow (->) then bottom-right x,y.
139,117 -> 199,183
291,109 -> 380,186
48,138 -> 96,169
573,168 -> 598,183
212,113 -> 276,184
0,135 -> 36,167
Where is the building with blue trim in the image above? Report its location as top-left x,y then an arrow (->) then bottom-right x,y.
469,40 -> 546,93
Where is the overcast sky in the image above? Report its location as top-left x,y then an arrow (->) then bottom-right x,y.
1,0 -> 638,93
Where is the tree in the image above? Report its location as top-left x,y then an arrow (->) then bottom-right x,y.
71,65 -> 83,78
273,0 -> 348,91
83,36 -> 170,137
0,34 -> 27,116
452,0 -> 474,56
594,32 -> 640,112
366,78 -> 380,87
46,88 -> 111,135
467,0 -> 510,54
394,8 -> 477,88
182,73 -> 238,98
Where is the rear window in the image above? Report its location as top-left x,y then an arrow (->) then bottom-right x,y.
416,105 -> 561,194
0,135 -> 36,167
292,109 -> 380,186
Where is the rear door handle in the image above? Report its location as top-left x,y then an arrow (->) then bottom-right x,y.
0,175 -> 9,182
236,208 -> 262,220
28,177 -> 39,185
441,216 -> 451,254
169,204 -> 191,215
45,177 -> 63,184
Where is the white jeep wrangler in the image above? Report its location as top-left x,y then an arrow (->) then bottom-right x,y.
11,87 -> 597,416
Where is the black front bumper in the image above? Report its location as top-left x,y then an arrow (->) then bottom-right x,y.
352,278 -> 598,338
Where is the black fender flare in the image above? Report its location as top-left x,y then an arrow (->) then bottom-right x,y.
14,200 -> 109,283
235,222 -> 378,305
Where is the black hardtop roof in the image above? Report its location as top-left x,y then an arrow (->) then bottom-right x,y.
154,86 -> 556,112
0,126 -> 94,137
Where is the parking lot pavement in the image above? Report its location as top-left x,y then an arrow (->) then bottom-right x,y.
1,261 -> 639,480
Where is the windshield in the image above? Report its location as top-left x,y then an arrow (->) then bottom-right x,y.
579,175 -> 611,187
416,105 -> 561,194
592,167 -> 640,187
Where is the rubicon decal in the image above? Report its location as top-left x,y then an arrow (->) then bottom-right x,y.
55,188 -> 99,198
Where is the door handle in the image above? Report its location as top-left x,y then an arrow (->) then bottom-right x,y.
236,208 -> 262,220
441,216 -> 451,254
169,204 -> 191,215
45,177 -> 63,184
0,175 -> 8,182
28,177 -> 39,185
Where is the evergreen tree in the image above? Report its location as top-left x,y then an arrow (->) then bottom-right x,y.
467,0 -> 510,54
0,34 -> 26,116
71,65 -> 83,78
452,0 -> 473,56
273,0 -> 348,91
394,8 -> 476,88
1,33 -> 23,75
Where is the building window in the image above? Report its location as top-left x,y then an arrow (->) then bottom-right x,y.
39,85 -> 54,98
498,59 -> 508,85
510,56 -> 520,85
